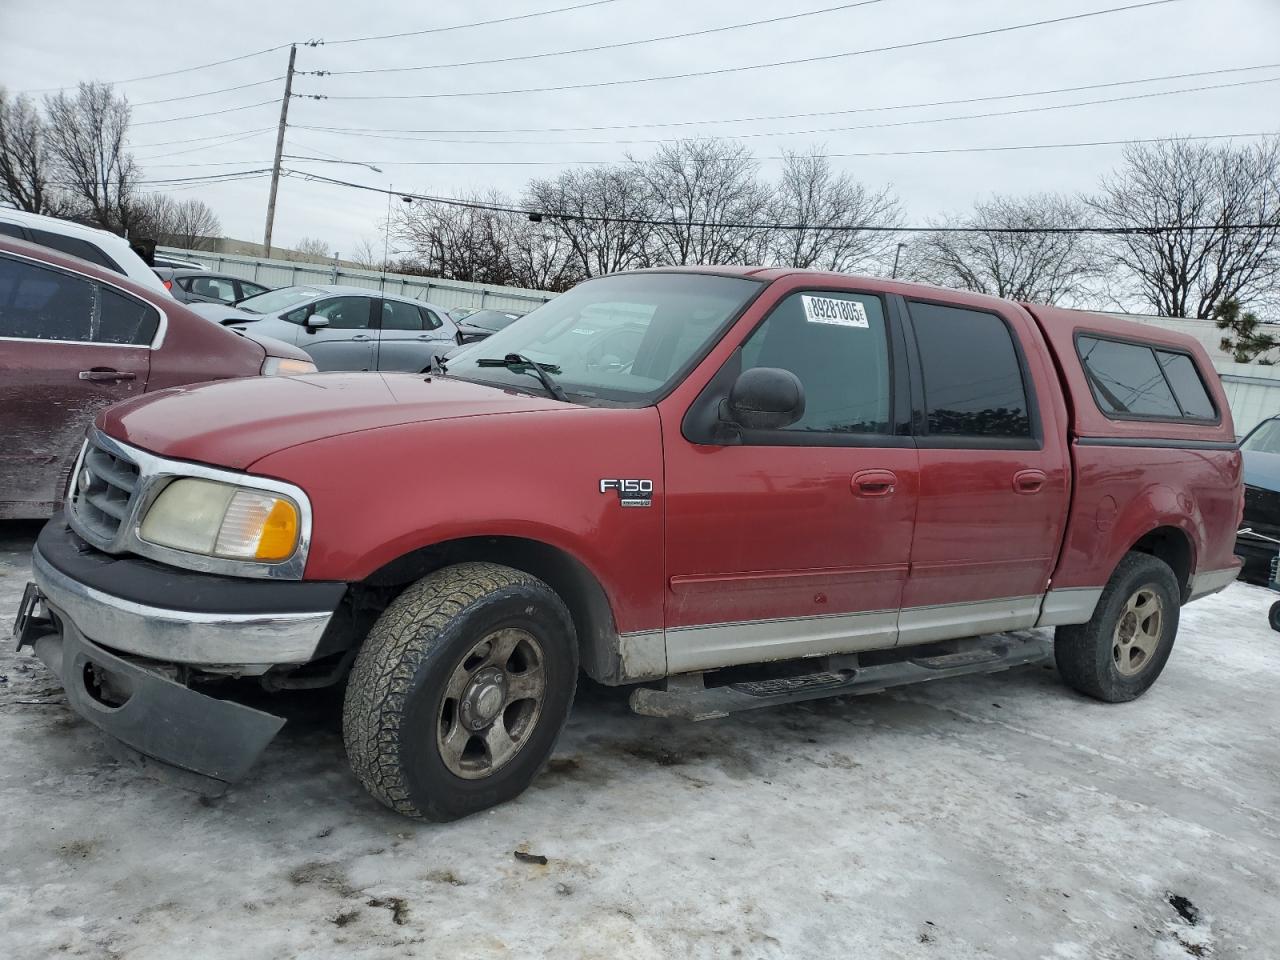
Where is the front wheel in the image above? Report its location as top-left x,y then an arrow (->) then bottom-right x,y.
1054,552 -> 1180,703
343,562 -> 578,821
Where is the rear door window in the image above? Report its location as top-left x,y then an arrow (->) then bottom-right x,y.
381,299 -> 423,330
0,254 -> 94,341
189,276 -> 238,303
908,300 -> 1032,439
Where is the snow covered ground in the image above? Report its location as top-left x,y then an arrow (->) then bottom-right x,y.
0,520 -> 1276,960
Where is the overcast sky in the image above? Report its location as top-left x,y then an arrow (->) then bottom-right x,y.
3,0 -> 1278,257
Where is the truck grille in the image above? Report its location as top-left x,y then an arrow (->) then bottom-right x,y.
68,436 -> 142,547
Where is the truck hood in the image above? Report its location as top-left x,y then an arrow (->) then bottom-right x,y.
98,373 -> 568,470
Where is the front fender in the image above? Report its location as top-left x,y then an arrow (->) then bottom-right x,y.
248,407 -> 666,635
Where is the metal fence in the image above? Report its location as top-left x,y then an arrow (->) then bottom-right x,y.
157,247 -> 556,315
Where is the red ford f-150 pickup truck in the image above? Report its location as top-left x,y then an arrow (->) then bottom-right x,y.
14,267 -> 1242,821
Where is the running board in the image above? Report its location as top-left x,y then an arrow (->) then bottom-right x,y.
629,633 -> 1052,721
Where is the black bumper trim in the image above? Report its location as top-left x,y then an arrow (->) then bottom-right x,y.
33,602 -> 285,785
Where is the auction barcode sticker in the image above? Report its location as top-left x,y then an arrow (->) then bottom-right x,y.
801,295 -> 869,328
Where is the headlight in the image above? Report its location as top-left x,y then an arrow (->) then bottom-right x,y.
262,356 -> 317,376
140,478 -> 301,562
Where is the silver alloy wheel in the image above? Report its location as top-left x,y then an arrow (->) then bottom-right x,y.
437,627 -> 546,780
1112,586 -> 1163,676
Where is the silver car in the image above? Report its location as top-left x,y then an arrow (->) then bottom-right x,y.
187,285 -> 462,372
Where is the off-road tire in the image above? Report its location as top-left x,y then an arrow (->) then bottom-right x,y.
343,562 -> 578,821
1054,551 -> 1180,703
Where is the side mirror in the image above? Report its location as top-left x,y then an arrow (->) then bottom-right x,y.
723,367 -> 805,431
306,313 -> 329,329
455,329 -> 464,345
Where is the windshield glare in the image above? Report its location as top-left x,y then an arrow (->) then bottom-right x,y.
1243,419 -> 1280,454
447,273 -> 761,403
236,286 -> 321,315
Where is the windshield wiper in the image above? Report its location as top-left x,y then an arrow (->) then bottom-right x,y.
475,353 -> 569,402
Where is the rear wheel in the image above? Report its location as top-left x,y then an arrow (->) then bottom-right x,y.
343,562 -> 577,821
1268,600 -> 1280,633
1054,552 -> 1180,702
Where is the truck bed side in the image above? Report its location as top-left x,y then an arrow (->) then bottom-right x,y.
1021,303 -> 1243,607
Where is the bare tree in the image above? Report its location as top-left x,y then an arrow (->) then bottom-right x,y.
1087,137 -> 1280,318
906,194 -> 1104,304
392,191 -> 514,284
292,236 -> 334,261
43,82 -> 139,232
133,193 -> 221,249
350,236 -> 385,270
636,139 -> 770,265
0,89 -> 60,214
505,218 -> 583,291
769,147 -> 902,272
525,167 -> 655,278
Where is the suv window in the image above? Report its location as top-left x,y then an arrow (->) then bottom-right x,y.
1077,336 -> 1213,421
0,254 -> 94,341
312,296 -> 371,330
27,228 -> 123,274
909,301 -> 1032,439
739,291 -> 891,435
420,306 -> 443,330
0,221 -> 24,239
97,286 -> 160,345
238,281 -> 269,299
381,299 -> 422,331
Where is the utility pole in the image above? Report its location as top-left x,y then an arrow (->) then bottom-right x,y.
263,43 -> 297,259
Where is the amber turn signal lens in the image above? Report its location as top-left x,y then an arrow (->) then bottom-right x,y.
254,498 -> 300,561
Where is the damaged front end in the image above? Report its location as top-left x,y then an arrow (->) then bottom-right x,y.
13,521 -> 349,792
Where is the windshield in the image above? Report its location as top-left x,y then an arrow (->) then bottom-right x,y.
1243,419 -> 1280,454
447,272 -> 761,403
236,286 -> 321,315
468,310 -> 521,333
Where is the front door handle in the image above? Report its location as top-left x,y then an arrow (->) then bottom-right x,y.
1014,469 -> 1047,494
852,469 -> 897,498
415,335 -> 437,341
350,334 -> 371,341
79,369 -> 136,382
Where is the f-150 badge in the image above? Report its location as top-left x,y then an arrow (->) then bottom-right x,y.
599,479 -> 653,508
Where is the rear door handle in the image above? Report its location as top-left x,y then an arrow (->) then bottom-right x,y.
78,369 -> 136,382
350,334 -> 371,341
1014,469 -> 1047,494
852,469 -> 897,498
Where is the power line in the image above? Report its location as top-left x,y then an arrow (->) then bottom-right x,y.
134,129 -> 276,161
132,77 -> 285,108
290,74 -> 1280,148
313,0 -> 883,76
131,99 -> 281,127
317,0 -> 627,46
17,0 -> 624,94
265,130 -> 1276,167
128,127 -> 277,150
19,46 -> 292,94
301,0 -> 1183,101
293,62 -> 1280,136
282,166 -> 1280,235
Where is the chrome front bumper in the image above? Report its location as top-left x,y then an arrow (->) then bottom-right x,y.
31,544 -> 336,670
